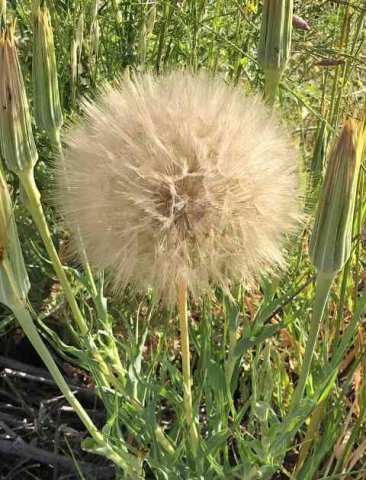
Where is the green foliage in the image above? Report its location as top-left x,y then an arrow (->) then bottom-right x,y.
0,1 -> 365,479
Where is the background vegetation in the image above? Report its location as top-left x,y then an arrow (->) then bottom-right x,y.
0,1 -> 365,479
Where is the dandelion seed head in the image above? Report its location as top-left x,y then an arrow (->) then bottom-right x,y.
57,72 -> 300,304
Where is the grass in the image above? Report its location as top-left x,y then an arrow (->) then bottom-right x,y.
0,0 -> 365,479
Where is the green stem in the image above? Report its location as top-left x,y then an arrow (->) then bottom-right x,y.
263,67 -> 284,106
16,165 -> 114,389
18,165 -> 88,335
290,271 -> 335,411
332,260 -> 350,351
225,331 -> 238,389
48,128 -> 62,157
12,301 -> 102,439
178,278 -> 199,454
224,294 -> 241,393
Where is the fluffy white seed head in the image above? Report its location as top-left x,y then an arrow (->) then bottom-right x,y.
57,72 -> 300,305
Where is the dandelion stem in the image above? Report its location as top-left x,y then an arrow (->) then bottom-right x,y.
178,278 -> 199,454
290,271 -> 335,410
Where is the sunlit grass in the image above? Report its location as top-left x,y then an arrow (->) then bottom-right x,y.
0,1 -> 365,479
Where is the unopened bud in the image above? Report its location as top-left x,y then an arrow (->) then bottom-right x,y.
0,23 -> 38,172
258,0 -> 293,103
310,119 -> 364,273
292,14 -> 310,31
32,0 -> 63,136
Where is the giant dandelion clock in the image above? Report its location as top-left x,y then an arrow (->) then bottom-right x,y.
57,72 -> 299,304
57,72 -> 300,450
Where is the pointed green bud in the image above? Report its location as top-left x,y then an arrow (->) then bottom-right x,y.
0,23 -> 38,172
0,165 -> 30,308
32,0 -> 63,135
310,119 -> 364,273
258,0 -> 293,103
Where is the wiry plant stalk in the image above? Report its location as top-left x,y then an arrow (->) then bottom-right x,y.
20,166 -> 124,389
289,271 -> 334,409
11,303 -> 143,477
17,166 -> 86,333
178,278 -> 199,454
50,129 -> 115,356
10,303 -> 102,456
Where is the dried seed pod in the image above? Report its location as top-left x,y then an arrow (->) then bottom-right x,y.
310,119 -> 364,273
32,0 -> 63,136
314,58 -> 344,67
258,0 -> 293,103
0,23 -> 38,172
292,14 -> 310,31
0,165 -> 30,308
